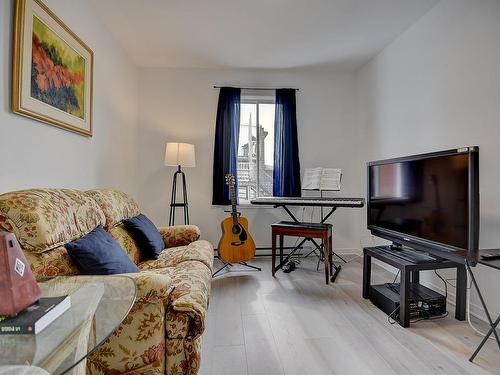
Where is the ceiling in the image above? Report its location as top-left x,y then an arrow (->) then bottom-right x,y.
91,0 -> 439,70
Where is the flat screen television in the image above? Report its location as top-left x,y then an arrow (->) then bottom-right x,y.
367,147 -> 479,265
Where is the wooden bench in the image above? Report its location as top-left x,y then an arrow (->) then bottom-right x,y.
271,221 -> 336,284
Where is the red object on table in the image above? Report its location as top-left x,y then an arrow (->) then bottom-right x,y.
0,232 -> 41,317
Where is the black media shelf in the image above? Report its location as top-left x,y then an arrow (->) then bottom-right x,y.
362,246 -> 467,327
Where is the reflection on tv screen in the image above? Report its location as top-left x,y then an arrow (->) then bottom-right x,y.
369,154 -> 469,249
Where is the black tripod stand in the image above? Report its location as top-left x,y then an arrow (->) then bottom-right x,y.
169,165 -> 189,225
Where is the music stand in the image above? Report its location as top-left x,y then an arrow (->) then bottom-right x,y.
301,168 -> 346,266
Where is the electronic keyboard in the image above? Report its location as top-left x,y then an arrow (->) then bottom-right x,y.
250,196 -> 365,208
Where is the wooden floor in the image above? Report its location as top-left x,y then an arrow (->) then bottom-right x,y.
199,256 -> 500,375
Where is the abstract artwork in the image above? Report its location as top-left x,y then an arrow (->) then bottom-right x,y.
12,0 -> 93,136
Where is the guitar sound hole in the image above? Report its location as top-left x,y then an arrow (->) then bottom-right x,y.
232,225 -> 241,235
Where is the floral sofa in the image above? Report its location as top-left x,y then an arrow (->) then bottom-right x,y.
0,188 -> 213,375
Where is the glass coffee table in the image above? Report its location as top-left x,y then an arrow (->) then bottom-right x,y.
0,275 -> 136,375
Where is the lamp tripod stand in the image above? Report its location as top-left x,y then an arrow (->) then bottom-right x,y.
169,165 -> 190,225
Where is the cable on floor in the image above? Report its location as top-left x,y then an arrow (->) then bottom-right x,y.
434,269 -> 495,340
466,277 -> 496,340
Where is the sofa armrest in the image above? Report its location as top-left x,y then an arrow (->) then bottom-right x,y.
88,271 -> 173,374
157,260 -> 212,340
40,272 -> 173,374
158,225 -> 201,248
126,270 -> 173,306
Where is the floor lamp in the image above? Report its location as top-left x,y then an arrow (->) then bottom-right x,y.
165,142 -> 195,225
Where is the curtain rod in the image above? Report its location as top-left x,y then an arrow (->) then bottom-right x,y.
213,86 -> 299,91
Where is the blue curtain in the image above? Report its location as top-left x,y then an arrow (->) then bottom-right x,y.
273,89 -> 301,197
212,87 -> 241,205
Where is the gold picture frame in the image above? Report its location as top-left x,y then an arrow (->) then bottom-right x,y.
12,0 -> 94,137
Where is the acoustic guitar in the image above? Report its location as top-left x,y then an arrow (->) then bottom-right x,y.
218,174 -> 256,263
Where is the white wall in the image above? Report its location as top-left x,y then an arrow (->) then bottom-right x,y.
0,0 -> 139,195
357,0 -> 500,316
138,68 -> 363,250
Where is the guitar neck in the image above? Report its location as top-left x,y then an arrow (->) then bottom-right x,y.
229,181 -> 238,226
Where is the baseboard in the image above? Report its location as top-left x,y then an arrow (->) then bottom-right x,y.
214,247 -> 363,261
251,246 -> 362,257
333,248 -> 363,256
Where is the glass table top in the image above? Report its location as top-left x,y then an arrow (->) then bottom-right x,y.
0,275 -> 136,375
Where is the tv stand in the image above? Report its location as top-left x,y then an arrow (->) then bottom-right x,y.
363,246 -> 467,327
379,243 -> 442,264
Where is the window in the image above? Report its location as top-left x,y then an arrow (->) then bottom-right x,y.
237,92 -> 275,204
213,87 -> 299,205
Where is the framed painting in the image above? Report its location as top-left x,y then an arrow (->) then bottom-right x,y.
12,0 -> 93,136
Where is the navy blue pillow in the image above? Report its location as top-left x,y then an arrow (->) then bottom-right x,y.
66,226 -> 139,275
123,214 -> 165,259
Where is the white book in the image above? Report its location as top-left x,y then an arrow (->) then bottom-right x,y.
0,295 -> 71,335
302,168 -> 342,191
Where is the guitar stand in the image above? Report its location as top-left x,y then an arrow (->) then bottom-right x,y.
212,261 -> 262,278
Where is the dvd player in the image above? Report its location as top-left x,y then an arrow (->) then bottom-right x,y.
369,283 -> 446,321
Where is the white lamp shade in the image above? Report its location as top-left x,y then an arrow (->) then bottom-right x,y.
165,142 -> 196,167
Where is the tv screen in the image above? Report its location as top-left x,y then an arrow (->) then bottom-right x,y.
367,147 -> 479,265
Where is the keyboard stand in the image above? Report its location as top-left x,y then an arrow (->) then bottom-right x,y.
250,196 -> 364,281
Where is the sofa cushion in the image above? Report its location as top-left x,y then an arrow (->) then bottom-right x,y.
86,189 -> 140,229
139,240 -> 214,271
108,224 -> 142,264
0,189 -> 105,253
123,214 -> 165,259
66,226 -> 139,275
25,246 -> 79,281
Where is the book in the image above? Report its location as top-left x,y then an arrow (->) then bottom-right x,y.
302,167 -> 342,191
0,295 -> 71,335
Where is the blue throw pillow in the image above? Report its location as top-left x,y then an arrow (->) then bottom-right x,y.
66,226 -> 139,275
123,214 -> 165,259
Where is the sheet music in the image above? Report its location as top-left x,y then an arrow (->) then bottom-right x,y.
320,168 -> 342,191
302,167 -> 322,190
302,167 -> 342,191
